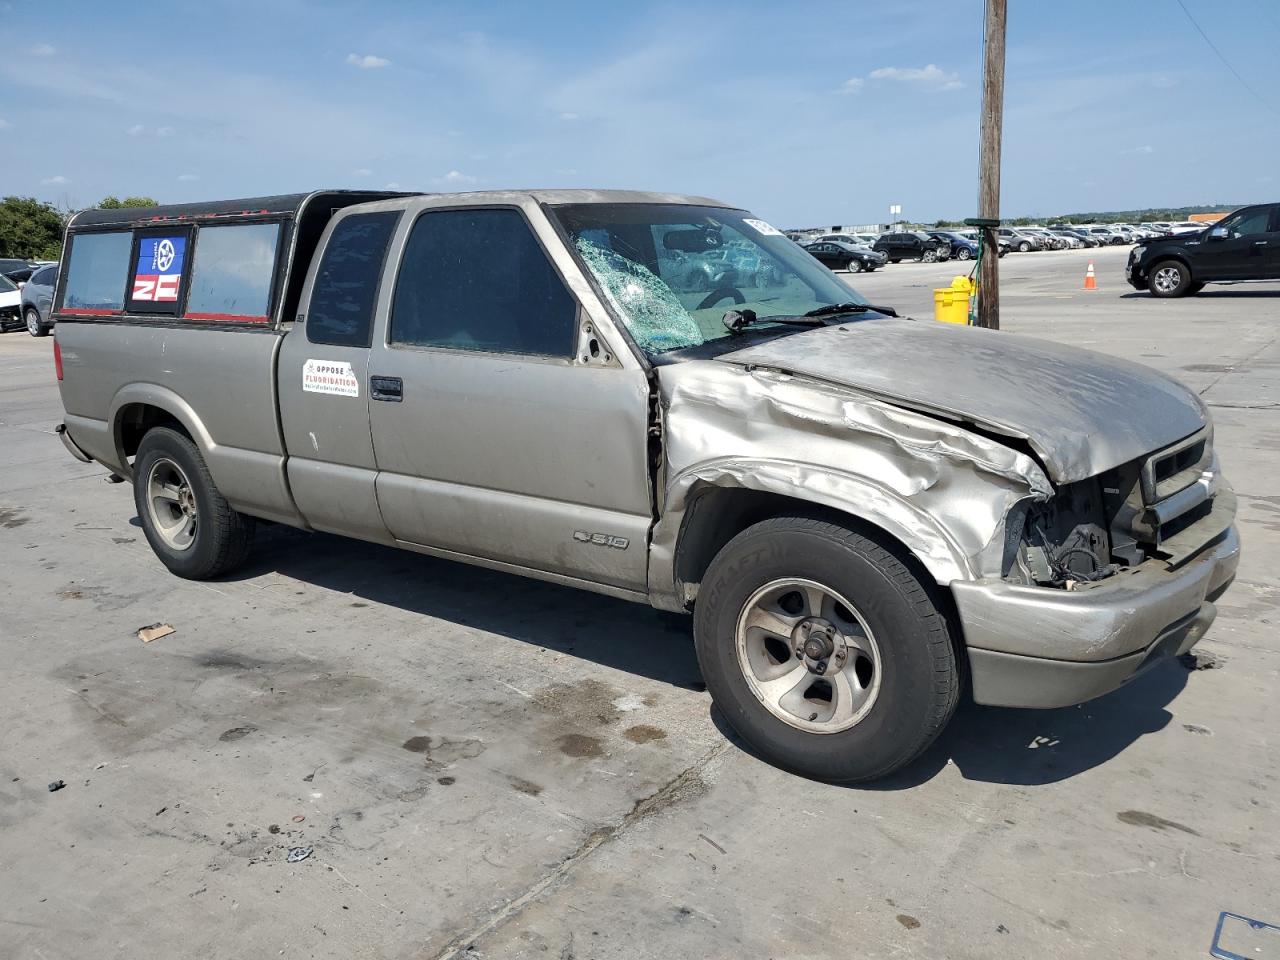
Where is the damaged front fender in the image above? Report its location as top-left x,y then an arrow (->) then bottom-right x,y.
647,361 -> 1053,611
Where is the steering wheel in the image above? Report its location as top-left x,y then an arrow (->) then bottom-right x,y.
697,286 -> 745,310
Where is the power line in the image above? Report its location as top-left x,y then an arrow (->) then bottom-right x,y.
1174,0 -> 1280,118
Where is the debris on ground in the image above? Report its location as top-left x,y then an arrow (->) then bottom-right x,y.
291,815 -> 306,823
137,623 -> 175,644
286,847 -> 313,863
1179,651 -> 1224,671
48,780 -> 66,792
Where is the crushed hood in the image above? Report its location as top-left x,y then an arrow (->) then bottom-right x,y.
718,318 -> 1207,483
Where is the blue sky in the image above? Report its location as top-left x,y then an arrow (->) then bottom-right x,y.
3,0 -> 1278,226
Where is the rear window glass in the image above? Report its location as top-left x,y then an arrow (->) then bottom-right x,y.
186,223 -> 281,321
63,232 -> 133,312
306,211 -> 400,347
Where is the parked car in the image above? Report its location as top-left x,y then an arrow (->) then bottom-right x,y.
52,189 -> 1239,784
1127,202 -> 1280,297
1083,226 -> 1125,245
928,231 -> 979,261
803,240 -> 887,272
998,228 -> 1043,252
1053,227 -> 1103,248
956,230 -> 1011,256
1022,227 -> 1070,250
0,273 -> 22,331
0,258 -> 38,286
20,262 -> 58,336
818,233 -> 870,248
872,231 -> 950,262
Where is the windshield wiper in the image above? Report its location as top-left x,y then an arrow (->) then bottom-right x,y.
722,309 -> 826,335
802,301 -> 898,318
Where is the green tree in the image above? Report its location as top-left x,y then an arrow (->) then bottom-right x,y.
98,195 -> 158,209
0,196 -> 66,259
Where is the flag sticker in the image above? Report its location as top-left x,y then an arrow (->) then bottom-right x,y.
132,236 -> 186,302
303,359 -> 360,397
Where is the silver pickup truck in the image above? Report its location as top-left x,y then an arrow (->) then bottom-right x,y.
52,189 -> 1239,782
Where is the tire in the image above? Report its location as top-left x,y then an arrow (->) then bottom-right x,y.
1018,241 -> 1031,253
956,247 -> 972,261
847,259 -> 864,273
1148,259 -> 1192,298
133,426 -> 256,579
922,249 -> 937,263
1187,282 -> 1206,295
25,307 -> 48,337
694,517 -> 960,783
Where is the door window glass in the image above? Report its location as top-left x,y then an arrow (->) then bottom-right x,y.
391,208 -> 577,356
61,231 -> 132,312
186,223 -> 281,321
307,211 -> 400,347
1223,210 -> 1270,237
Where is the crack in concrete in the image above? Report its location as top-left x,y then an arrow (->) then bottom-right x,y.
423,741 -> 728,960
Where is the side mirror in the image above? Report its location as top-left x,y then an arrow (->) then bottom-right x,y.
1208,227 -> 1228,240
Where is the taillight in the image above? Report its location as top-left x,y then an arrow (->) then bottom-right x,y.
53,338 -> 64,381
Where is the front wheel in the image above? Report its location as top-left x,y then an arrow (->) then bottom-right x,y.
847,259 -> 864,273
25,307 -> 48,337
1018,241 -> 1031,252
694,517 -> 960,783
133,427 -> 256,579
922,249 -> 937,263
1148,260 -> 1192,298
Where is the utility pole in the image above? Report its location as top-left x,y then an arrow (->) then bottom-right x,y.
975,0 -> 1006,330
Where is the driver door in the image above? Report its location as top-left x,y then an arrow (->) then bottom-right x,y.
1200,207 -> 1272,279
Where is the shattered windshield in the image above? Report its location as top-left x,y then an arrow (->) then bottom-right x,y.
551,204 -> 866,358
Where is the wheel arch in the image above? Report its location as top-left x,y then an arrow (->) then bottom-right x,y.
109,385 -> 215,481
649,463 -> 975,613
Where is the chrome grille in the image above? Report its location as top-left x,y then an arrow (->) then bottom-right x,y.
1141,427 -> 1212,505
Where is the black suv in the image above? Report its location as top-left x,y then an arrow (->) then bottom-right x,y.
872,231 -> 949,263
1127,203 -> 1280,297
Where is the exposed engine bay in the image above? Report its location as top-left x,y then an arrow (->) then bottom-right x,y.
1008,479 -> 1121,587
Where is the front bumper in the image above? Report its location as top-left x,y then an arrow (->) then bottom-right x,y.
954,525 -> 1240,708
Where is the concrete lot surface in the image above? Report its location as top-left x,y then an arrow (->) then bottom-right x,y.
1,245 -> 1277,959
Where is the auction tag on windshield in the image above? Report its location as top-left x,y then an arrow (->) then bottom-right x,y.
743,218 -> 783,237
303,359 -> 360,398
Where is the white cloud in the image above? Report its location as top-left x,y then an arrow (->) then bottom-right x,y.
30,43 -> 56,57
559,111 -> 579,121
42,174 -> 69,185
177,173 -> 199,181
126,123 -> 145,136
1121,144 -> 1154,155
156,125 -> 174,137
1151,76 -> 1177,89
867,64 -> 963,91
436,170 -> 476,184
346,53 -> 390,69
385,181 -> 402,189
840,78 -> 864,94
0,116 -> 10,130
353,167 -> 372,177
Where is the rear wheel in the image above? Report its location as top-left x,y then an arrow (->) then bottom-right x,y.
133,427 -> 255,579
956,247 -> 972,261
25,307 -> 47,337
1148,260 -> 1192,298
694,517 -> 960,783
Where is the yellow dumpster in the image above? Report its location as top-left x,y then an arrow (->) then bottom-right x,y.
933,275 -> 975,325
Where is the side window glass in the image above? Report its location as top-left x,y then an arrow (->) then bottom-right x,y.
186,223 -> 281,321
391,208 -> 577,357
307,211 -> 400,347
61,232 -> 133,313
1227,211 -> 1269,238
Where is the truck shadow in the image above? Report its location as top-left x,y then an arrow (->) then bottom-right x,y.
714,659 -> 1191,789
229,524 -> 706,690
232,524 -> 1196,787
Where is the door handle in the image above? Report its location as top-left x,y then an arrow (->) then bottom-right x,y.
370,376 -> 403,402
1254,240 -> 1269,246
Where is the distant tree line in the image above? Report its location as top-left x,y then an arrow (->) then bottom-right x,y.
931,204 -> 1242,229
0,195 -> 158,260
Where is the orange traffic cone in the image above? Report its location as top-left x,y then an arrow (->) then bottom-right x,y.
1083,260 -> 1098,290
